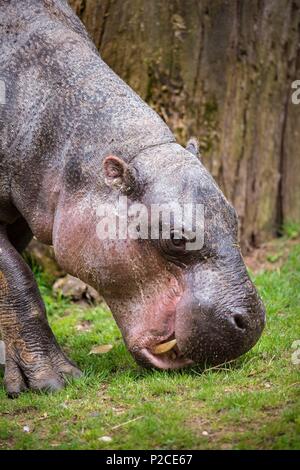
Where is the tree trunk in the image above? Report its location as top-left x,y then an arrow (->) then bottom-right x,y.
69,0 -> 300,251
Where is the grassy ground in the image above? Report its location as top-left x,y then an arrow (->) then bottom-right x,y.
0,237 -> 299,450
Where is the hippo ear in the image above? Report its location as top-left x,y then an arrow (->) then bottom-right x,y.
186,137 -> 200,158
103,155 -> 136,194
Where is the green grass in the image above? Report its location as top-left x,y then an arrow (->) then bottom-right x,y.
281,221 -> 300,240
0,242 -> 299,450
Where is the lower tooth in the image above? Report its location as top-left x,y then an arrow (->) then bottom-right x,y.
153,339 -> 177,355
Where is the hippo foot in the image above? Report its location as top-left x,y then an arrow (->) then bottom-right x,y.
4,342 -> 82,398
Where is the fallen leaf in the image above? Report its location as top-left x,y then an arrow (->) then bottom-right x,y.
89,344 -> 113,355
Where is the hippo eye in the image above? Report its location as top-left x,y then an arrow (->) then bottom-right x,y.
160,231 -> 188,255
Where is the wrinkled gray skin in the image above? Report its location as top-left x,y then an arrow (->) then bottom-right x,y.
0,0 -> 265,396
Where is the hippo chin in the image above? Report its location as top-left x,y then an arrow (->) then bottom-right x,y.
0,0 -> 265,396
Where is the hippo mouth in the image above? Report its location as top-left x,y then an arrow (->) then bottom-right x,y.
126,285 -> 194,369
134,333 -> 194,370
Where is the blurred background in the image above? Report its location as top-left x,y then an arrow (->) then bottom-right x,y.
68,0 -> 300,252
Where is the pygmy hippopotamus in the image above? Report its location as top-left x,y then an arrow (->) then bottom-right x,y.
0,0 -> 265,396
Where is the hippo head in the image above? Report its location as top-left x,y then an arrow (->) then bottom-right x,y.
54,141 -> 265,370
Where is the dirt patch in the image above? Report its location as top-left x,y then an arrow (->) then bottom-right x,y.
244,237 -> 299,274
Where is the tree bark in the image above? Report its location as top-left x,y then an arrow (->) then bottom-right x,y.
69,0 -> 300,251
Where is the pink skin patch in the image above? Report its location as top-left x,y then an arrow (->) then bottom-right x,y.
109,273 -> 194,369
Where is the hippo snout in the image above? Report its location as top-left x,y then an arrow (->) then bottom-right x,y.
174,285 -> 266,367
124,280 -> 265,371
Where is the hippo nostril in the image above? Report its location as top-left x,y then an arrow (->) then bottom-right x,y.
232,314 -> 247,330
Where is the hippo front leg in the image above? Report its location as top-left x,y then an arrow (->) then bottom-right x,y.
0,225 -> 81,397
